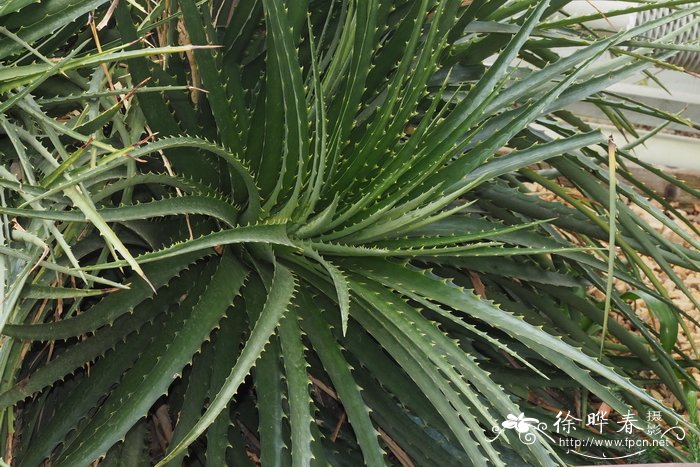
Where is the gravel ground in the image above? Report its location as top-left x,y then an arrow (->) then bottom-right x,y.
626,201 -> 700,413
524,182 -> 700,416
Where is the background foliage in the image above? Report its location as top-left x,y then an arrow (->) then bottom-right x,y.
1,0 -> 700,465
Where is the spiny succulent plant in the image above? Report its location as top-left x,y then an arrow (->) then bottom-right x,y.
1,0 -> 700,465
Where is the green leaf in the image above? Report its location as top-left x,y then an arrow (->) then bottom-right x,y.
0,0 -> 109,60
1,195 -> 239,227
0,284 -> 175,409
259,0 -> 309,217
345,258 -> 688,422
62,185 -> 154,290
206,311 -> 247,466
0,45 -> 209,91
297,291 -> 387,467
166,342 -> 215,466
245,274 -> 289,467
303,250 -> 351,335
55,253 -> 247,465
179,0 -> 243,155
158,262 -> 297,466
20,285 -> 110,299
279,313 -> 315,467
622,290 -> 679,352
3,252 -> 205,340
81,223 -> 294,270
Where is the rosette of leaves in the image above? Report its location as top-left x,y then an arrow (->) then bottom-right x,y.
1,0 -> 700,465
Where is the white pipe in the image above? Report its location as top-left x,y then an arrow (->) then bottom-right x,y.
561,2 -> 700,72
562,1 -> 638,32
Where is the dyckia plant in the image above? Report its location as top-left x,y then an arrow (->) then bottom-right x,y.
1,0 -> 700,465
